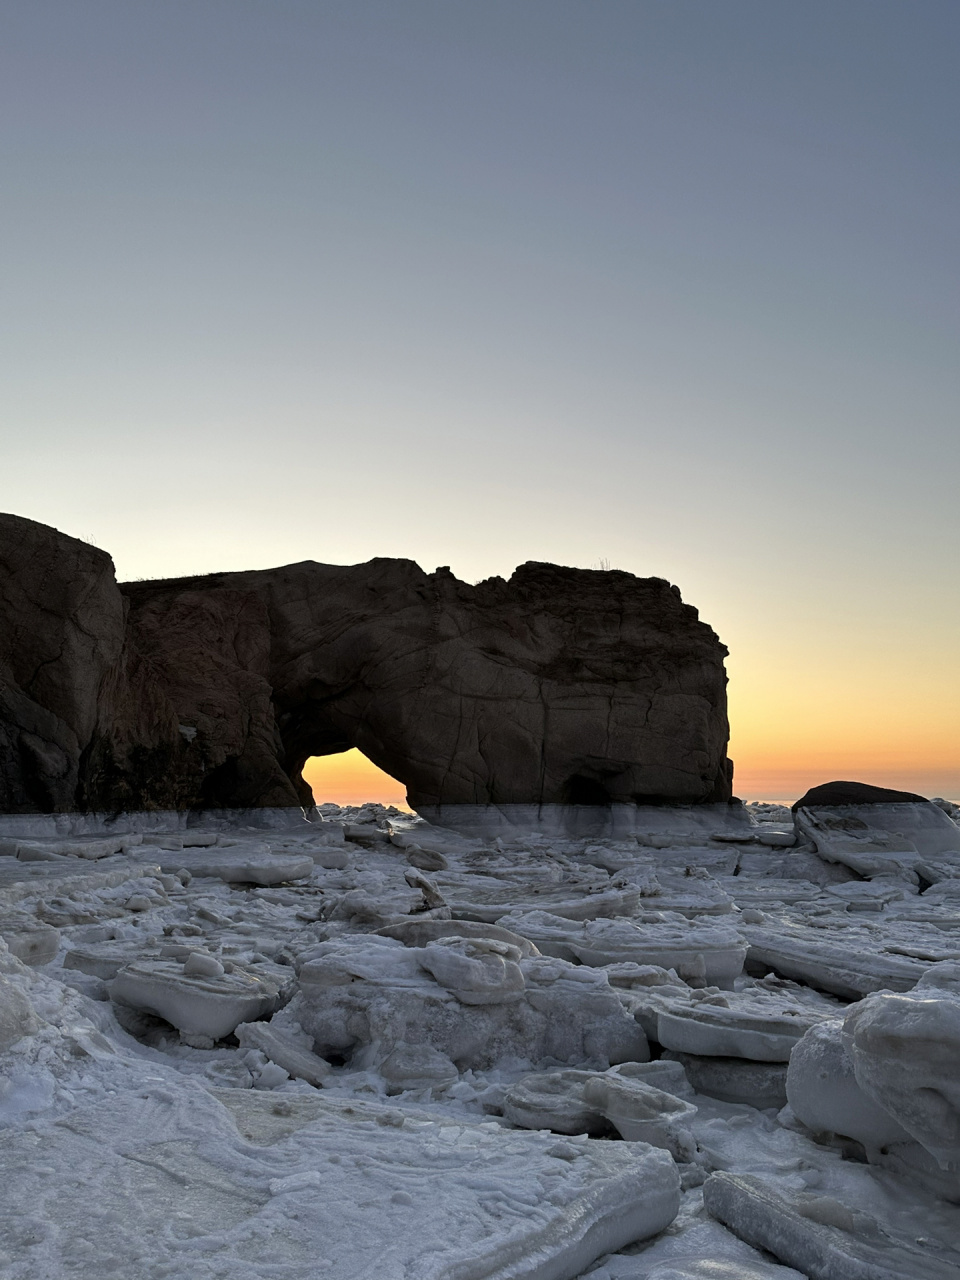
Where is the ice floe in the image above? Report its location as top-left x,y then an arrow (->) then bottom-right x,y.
0,797 -> 959,1278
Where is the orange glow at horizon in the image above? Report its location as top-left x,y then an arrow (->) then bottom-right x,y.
726,635 -> 960,802
302,749 -> 411,810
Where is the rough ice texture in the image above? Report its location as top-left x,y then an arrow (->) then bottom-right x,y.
703,1171 -> 960,1279
786,1019 -> 912,1151
3,801 -> 960,1278
0,513 -> 731,815
843,986 -> 960,1172
0,1083 -> 681,1280
295,935 -> 650,1071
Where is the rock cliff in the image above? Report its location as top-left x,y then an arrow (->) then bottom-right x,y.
0,515 -> 732,813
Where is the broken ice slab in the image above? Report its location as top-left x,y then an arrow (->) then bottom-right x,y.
843,981 -> 960,1173
703,1171 -> 960,1280
296,934 -> 649,1070
110,957 -> 282,1043
0,833 -> 145,860
786,1018 -> 911,1152
718,877 -> 826,910
504,1067 -> 699,1156
63,940 -> 156,981
0,970 -> 40,1050
499,911 -> 748,987
613,975 -> 841,1058
133,846 -> 314,886
742,922 -> 930,998
234,1020 -> 331,1087
581,1073 -> 698,1155
590,1217 -> 805,1278
0,912 -> 60,966
0,860 -> 160,914
662,1051 -> 788,1110
416,802 -> 758,842
0,1083 -> 681,1280
441,878 -> 644,923
416,936 -> 526,1006
504,1069 -> 614,1135
656,1000 -> 827,1062
378,1043 -> 459,1094
375,917 -> 541,956
820,879 -> 915,910
796,801 -> 960,881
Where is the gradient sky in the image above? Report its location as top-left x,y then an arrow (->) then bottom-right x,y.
2,1 -> 958,802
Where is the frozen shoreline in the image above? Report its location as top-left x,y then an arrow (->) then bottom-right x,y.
1,797 -> 959,1278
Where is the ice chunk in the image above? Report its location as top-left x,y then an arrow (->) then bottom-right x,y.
379,1043 -> 459,1094
0,973 -> 39,1049
376,917 -> 540,956
405,844 -> 449,871
786,1019 -> 911,1150
843,987 -> 960,1171
110,958 -> 282,1042
297,935 -> 648,1070
582,1074 -> 698,1158
144,847 -> 313,885
500,911 -> 747,988
742,922 -> 928,998
656,1001 -> 823,1061
591,1218 -> 805,1277
0,913 -> 60,966
615,976 -> 839,1059
504,1070 -> 613,1136
664,1052 -> 788,1110
610,1058 -> 695,1098
235,1020 -> 331,1087
64,940 -> 158,981
503,1067 -> 697,1157
415,936 -> 526,1005
796,801 -> 960,882
183,951 -> 225,977
703,1171 -> 960,1279
12,834 -> 143,860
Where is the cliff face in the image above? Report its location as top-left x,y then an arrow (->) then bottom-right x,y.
0,515 -> 732,813
0,515 -> 125,813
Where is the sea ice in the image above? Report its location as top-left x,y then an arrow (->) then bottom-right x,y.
2,798 -> 960,1278
110,956 -> 284,1044
499,911 -> 748,988
786,1018 -> 912,1152
296,933 -> 649,1069
703,1171 -> 960,1279
843,982 -> 960,1172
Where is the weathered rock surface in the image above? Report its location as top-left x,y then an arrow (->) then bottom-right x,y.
0,514 -> 732,815
0,515 -> 125,813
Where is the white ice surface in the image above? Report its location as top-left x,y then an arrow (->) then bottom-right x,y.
1,800 -> 960,1279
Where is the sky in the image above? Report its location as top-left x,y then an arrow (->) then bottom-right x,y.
2,0 -> 958,803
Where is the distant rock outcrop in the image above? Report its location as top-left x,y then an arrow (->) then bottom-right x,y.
0,515 -> 733,814
791,781 -> 929,811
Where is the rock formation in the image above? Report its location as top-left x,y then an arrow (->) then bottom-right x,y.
0,515 -> 125,813
0,514 -> 732,814
792,780 -> 930,809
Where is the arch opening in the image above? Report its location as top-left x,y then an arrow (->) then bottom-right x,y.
301,748 -> 411,811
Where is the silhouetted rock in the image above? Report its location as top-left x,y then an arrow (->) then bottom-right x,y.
791,780 -> 928,812
0,515 -> 733,814
0,515 -> 125,812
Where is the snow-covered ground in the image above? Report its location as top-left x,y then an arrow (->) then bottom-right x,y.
2,796 -> 960,1278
